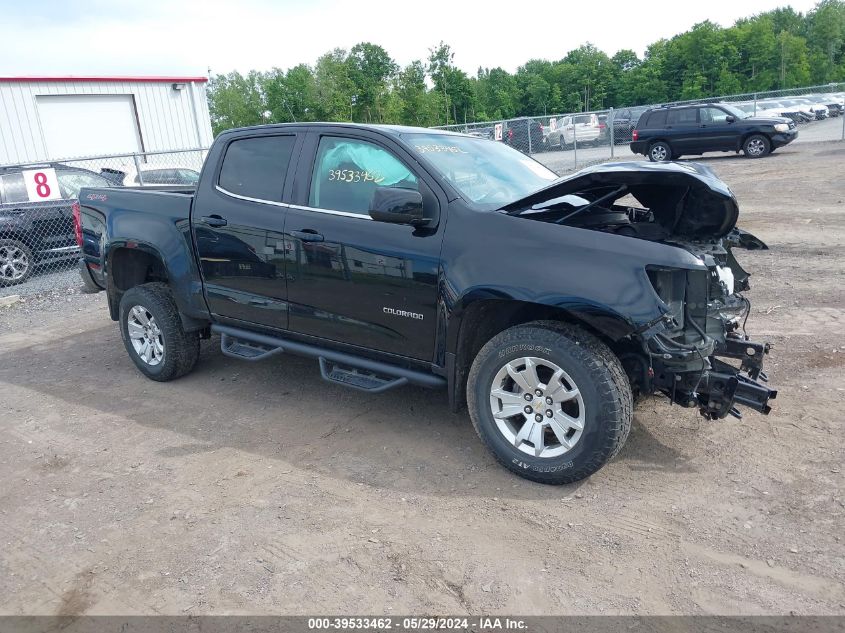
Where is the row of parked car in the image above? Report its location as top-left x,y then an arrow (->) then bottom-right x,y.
463,91 -> 843,154
0,162 -> 200,286
732,93 -> 844,123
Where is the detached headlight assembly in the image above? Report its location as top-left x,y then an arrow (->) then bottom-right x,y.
774,123 -> 790,132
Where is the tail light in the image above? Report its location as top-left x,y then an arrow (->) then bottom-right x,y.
72,201 -> 83,247
507,129 -> 513,139
632,130 -> 639,141
599,122 -> 607,129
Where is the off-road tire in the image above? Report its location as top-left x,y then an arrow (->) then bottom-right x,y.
0,238 -> 33,286
119,282 -> 200,381
467,321 -> 633,484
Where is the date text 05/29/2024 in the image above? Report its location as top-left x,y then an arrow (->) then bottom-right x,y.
307,617 -> 528,630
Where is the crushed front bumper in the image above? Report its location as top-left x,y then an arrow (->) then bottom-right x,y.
647,332 -> 777,420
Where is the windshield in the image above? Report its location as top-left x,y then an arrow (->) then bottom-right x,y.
403,133 -> 557,207
719,104 -> 751,119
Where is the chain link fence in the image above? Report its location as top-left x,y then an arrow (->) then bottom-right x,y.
0,148 -> 207,298
2,82 -> 844,301
435,82 -> 845,174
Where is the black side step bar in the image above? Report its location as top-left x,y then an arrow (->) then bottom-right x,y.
211,324 -> 445,392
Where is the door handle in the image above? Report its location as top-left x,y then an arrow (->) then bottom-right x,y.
198,215 -> 228,227
290,229 -> 324,242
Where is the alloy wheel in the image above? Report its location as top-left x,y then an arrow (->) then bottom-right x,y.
127,305 -> 165,366
489,357 -> 586,458
0,244 -> 29,283
746,138 -> 766,156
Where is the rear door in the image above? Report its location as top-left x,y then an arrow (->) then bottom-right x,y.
666,107 -> 700,153
283,129 -> 444,361
193,131 -> 302,330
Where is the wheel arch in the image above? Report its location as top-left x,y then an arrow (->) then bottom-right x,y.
106,245 -> 207,332
0,231 -> 36,250
740,130 -> 771,150
445,296 -> 636,412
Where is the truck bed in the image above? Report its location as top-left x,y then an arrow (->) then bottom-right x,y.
77,186 -> 203,320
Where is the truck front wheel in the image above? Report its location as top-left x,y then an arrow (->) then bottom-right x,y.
118,282 -> 200,381
467,321 -> 632,484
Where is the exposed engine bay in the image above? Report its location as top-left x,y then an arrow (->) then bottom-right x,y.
501,162 -> 777,420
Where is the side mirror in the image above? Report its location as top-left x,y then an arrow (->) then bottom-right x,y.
369,187 -> 429,226
725,115 -> 736,123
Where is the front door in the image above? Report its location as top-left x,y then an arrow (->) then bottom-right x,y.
193,132 -> 300,330
284,131 -> 444,361
698,106 -> 738,151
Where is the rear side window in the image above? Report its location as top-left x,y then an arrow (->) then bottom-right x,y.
0,173 -> 28,203
643,110 -> 666,128
668,108 -> 699,126
218,135 -> 296,202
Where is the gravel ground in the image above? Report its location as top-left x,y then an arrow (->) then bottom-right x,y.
0,141 -> 843,616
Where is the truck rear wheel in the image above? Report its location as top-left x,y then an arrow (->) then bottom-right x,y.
118,282 -> 200,381
467,321 -> 632,484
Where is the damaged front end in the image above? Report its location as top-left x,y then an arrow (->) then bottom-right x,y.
502,161 -> 777,420
642,245 -> 776,419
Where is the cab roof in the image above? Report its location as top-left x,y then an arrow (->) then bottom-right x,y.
221,122 -> 465,138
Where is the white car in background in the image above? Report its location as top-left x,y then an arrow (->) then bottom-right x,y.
99,164 -> 201,187
545,113 -> 601,148
779,98 -> 827,119
757,100 -> 812,122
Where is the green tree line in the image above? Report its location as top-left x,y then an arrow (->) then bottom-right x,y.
208,0 -> 845,134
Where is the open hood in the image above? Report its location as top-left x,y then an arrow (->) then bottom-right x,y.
501,161 -> 740,239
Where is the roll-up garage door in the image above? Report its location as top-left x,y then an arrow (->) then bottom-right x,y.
36,94 -> 143,159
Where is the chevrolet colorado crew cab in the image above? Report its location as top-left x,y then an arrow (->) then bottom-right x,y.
76,122 -> 777,484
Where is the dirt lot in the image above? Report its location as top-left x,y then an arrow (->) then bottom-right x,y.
1,142 -> 844,616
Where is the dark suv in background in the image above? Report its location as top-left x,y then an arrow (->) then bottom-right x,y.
0,164 -> 114,285
503,118 -> 545,153
612,106 -> 650,143
630,103 -> 797,161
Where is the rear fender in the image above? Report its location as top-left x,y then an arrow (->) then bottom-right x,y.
106,241 -> 207,330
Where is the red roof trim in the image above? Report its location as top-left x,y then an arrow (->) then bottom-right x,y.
0,76 -> 208,83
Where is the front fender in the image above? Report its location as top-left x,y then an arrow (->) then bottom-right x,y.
440,208 -> 706,357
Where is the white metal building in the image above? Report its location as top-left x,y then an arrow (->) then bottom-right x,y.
0,76 -> 213,165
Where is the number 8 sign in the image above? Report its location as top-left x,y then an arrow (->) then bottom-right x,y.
22,168 -> 61,202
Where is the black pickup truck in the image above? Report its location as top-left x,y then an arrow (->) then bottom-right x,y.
77,123 -> 776,484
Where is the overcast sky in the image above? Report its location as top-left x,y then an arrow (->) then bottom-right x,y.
0,0 -> 820,78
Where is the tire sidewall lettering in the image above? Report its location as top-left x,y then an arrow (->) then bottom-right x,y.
498,344 -> 552,358
512,457 -> 574,473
